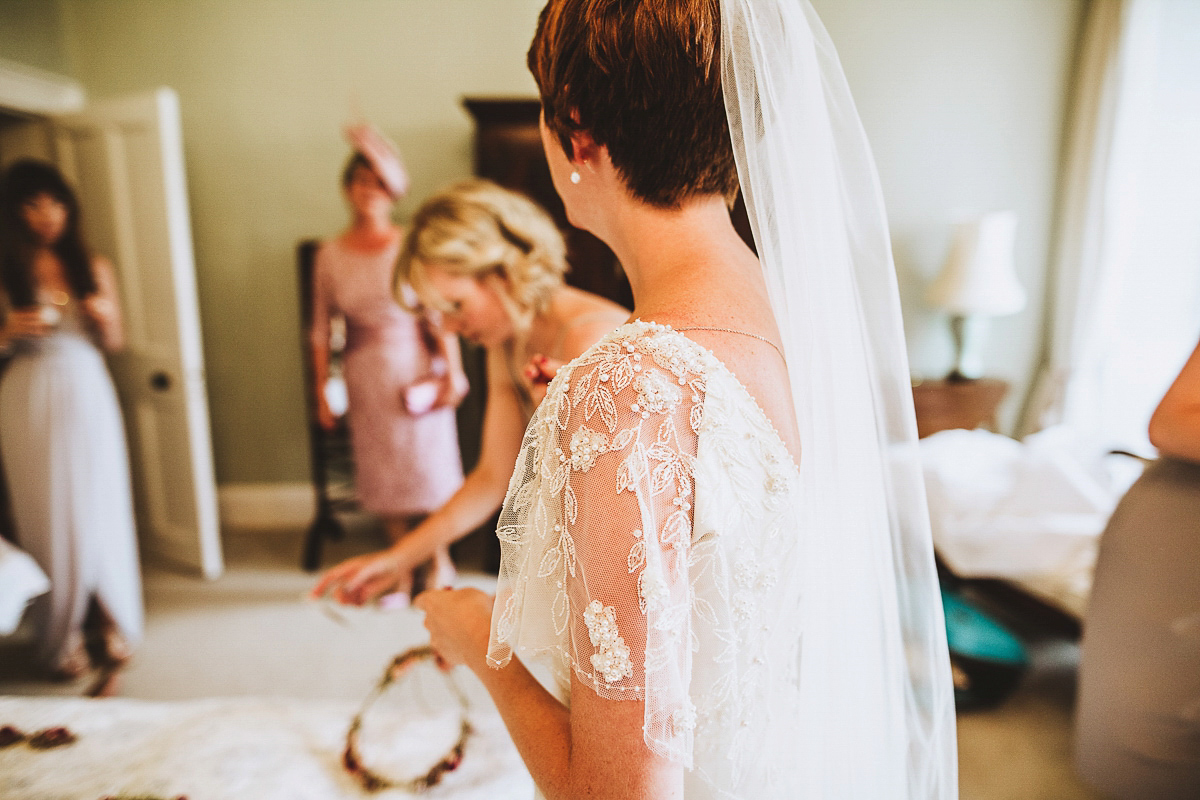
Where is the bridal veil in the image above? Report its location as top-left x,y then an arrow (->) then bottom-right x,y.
720,0 -> 957,795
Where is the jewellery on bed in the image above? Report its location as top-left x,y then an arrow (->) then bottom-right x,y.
29,726 -> 76,749
306,595 -> 352,627
0,724 -> 77,749
343,646 -> 472,793
306,595 -> 415,625
675,326 -> 785,359
569,170 -> 581,184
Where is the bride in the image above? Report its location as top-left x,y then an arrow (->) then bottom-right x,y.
415,0 -> 957,797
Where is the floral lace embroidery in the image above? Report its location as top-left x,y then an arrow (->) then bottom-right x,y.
583,600 -> 634,684
633,370 -> 682,416
669,701 -> 698,737
638,565 -> 670,614
489,320 -> 802,779
568,426 -> 609,472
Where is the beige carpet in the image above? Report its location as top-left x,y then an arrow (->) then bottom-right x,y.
0,525 -> 1104,799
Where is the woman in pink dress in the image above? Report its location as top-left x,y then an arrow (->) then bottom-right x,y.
309,126 -> 466,596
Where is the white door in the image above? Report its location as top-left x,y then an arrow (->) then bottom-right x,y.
45,89 -> 223,578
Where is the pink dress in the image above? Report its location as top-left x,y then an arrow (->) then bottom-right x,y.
310,238 -> 463,516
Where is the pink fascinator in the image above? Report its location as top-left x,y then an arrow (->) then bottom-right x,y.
345,123 -> 409,199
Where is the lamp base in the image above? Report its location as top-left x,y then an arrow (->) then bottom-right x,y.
947,314 -> 990,381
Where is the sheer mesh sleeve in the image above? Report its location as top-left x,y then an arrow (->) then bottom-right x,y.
489,326 -> 709,764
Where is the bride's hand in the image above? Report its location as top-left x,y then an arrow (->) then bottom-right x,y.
413,588 -> 494,672
310,548 -> 412,606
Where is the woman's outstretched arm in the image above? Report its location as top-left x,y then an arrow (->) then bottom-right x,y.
312,348 -> 525,603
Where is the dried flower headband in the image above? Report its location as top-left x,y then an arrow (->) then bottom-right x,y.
343,645 -> 473,793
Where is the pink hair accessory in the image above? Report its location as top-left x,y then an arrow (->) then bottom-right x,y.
345,123 -> 409,199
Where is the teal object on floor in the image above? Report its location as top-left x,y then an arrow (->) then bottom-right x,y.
942,587 -> 1029,709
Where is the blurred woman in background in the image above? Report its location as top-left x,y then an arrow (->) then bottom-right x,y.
310,126 -> 468,598
0,159 -> 141,680
1076,336 -> 1200,798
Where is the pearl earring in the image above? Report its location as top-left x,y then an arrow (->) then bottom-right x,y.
569,170 -> 581,184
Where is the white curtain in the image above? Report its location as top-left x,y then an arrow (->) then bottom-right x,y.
1022,0 -> 1200,452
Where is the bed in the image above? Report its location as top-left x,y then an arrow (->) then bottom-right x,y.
921,426 -> 1143,630
0,694 -> 533,800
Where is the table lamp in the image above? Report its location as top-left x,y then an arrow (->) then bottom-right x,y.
926,211 -> 1025,381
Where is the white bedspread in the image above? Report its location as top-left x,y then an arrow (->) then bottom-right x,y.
0,538 -> 49,636
0,695 -> 533,800
921,427 -> 1143,619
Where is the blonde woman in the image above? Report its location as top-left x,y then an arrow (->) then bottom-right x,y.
313,179 -> 627,605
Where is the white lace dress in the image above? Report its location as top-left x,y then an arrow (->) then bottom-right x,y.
488,321 -> 805,798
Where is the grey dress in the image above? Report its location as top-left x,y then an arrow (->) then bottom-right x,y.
0,300 -> 142,669
1075,457 -> 1200,798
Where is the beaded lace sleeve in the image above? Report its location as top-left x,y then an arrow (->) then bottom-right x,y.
488,325 -> 706,764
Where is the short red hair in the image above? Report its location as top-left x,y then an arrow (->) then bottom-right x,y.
528,0 -> 738,208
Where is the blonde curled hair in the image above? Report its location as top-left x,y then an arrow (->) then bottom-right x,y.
395,179 -> 568,337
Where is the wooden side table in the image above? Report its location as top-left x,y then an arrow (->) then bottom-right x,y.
911,378 -> 1008,439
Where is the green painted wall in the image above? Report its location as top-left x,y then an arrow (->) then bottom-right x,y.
0,0 -> 70,74
56,0 -> 545,483
812,0 -> 1082,431
1,1 -> 1081,483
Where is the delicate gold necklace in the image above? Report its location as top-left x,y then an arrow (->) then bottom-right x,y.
675,325 -> 785,359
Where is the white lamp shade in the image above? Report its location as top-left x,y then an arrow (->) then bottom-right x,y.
926,211 -> 1026,316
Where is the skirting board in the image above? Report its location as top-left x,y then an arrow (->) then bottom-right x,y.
218,482 -> 315,531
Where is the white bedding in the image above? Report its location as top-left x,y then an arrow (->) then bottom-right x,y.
0,538 -> 49,636
0,695 -> 533,800
921,427 -> 1143,619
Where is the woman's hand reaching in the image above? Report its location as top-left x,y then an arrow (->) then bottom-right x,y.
404,368 -> 467,415
413,588 -> 495,672
310,547 -> 414,606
